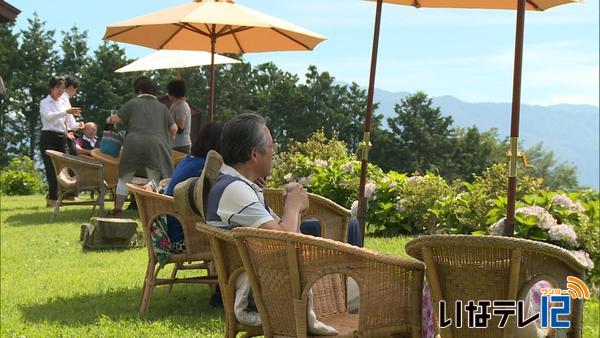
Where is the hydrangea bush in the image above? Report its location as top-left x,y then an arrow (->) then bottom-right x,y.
269,131 -> 599,286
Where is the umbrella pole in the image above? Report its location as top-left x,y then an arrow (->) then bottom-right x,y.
209,27 -> 216,122
357,0 -> 384,240
503,0 -> 526,237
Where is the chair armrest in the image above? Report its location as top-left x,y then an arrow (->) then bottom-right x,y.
91,148 -> 120,166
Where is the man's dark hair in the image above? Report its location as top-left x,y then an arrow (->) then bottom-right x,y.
65,76 -> 79,89
133,76 -> 157,96
48,76 -> 65,90
221,113 -> 266,165
167,79 -> 186,98
191,122 -> 223,158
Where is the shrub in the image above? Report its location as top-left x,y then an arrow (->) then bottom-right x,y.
0,156 -> 46,196
268,132 -> 599,285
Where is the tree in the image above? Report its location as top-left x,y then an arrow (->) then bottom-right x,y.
15,13 -> 58,159
79,42 -> 136,126
56,26 -> 89,79
0,22 -> 27,166
522,142 -> 578,190
387,91 -> 455,176
449,127 -> 507,181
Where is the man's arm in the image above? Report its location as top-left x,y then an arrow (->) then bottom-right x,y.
258,183 -> 308,233
74,139 -> 91,155
169,123 -> 178,139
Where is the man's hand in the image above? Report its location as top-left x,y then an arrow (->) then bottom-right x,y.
67,132 -> 76,141
283,182 -> 308,213
253,177 -> 268,188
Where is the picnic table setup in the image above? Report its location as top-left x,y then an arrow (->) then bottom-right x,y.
7,0 -> 594,337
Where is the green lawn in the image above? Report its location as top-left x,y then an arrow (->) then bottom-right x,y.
1,195 -> 598,337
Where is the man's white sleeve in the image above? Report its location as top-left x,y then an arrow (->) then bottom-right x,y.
218,181 -> 275,228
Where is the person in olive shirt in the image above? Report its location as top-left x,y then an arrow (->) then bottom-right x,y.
167,80 -> 192,154
106,76 -> 177,216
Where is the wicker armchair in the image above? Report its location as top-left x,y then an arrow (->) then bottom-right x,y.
263,188 -> 350,243
196,222 -> 264,338
405,235 -> 588,338
90,148 -> 120,198
172,149 -> 187,168
45,150 -> 106,221
233,227 -> 425,338
127,183 -> 217,314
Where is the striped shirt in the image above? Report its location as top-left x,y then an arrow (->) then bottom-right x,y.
206,164 -> 278,229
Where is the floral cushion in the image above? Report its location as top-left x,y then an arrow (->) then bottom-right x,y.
151,216 -> 172,267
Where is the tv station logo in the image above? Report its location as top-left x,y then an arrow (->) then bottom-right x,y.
439,276 -> 590,329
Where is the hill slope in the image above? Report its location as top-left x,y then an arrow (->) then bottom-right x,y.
373,89 -> 599,188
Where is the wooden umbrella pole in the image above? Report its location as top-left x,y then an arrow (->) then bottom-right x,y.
504,0 -> 526,237
209,25 -> 216,122
357,0 -> 384,239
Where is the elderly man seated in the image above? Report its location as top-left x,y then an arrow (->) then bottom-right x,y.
206,113 -> 308,233
74,122 -> 99,156
206,114 -> 362,334
206,113 -> 362,245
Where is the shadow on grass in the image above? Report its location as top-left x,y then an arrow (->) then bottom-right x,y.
20,285 -> 222,327
5,208 -> 104,226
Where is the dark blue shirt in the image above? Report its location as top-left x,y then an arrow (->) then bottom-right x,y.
166,155 -> 206,241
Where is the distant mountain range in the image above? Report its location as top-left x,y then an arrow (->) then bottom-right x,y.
371,88 -> 599,188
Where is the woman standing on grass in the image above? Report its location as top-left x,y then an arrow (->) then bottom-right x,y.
39,76 -> 81,207
106,76 -> 177,216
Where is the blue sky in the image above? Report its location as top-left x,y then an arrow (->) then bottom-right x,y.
13,0 -> 599,106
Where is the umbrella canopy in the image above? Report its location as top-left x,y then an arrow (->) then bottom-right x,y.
115,50 -> 240,73
367,0 -> 580,10
104,0 -> 326,121
355,0 -> 581,238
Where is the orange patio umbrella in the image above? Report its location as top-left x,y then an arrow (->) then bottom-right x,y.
103,0 -> 326,122
356,0 -> 582,238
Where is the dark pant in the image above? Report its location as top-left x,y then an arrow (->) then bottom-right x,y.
300,218 -> 363,247
66,136 -> 78,156
40,130 -> 67,200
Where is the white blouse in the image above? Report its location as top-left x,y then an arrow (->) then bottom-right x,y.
60,92 -> 81,131
40,94 -> 72,133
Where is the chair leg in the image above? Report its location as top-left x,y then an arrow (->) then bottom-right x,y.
143,267 -> 161,312
98,187 -> 105,217
90,194 -> 97,218
51,192 -> 64,222
166,263 -> 180,294
139,262 -> 156,314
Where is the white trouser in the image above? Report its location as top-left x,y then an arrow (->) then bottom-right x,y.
116,168 -> 161,196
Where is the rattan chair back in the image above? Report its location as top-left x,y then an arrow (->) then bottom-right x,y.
171,149 -> 187,168
90,148 -> 120,192
127,183 -> 217,314
405,235 -> 587,338
263,189 -> 350,242
234,227 -> 425,338
196,222 -> 263,338
45,150 -> 106,220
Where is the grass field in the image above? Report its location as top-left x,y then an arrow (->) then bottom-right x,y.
1,195 -> 598,337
